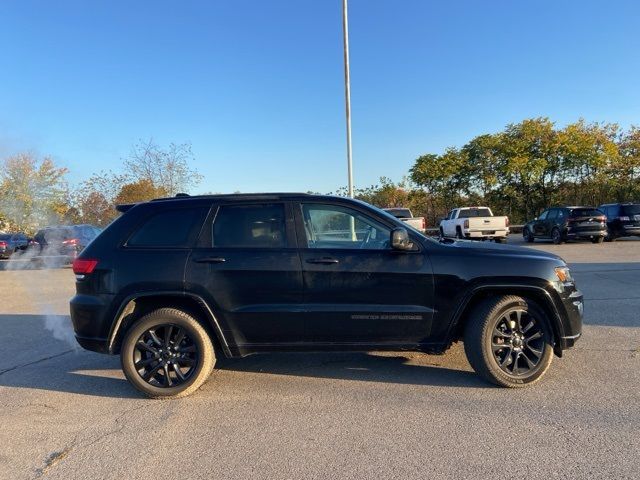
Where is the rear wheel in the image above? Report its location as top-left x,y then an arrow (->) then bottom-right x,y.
551,227 -> 563,244
464,295 -> 554,387
121,308 -> 215,399
494,237 -> 506,244
456,227 -> 464,239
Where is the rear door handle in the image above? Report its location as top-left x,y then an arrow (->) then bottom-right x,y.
306,257 -> 339,265
195,256 -> 226,264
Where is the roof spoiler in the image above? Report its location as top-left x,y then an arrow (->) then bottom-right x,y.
115,203 -> 137,213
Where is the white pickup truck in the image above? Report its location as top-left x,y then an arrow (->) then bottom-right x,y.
439,207 -> 509,242
383,208 -> 426,233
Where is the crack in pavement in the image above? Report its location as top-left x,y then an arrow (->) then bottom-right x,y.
0,350 -> 74,377
31,403 -> 149,479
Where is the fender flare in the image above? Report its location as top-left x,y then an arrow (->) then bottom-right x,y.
107,290 -> 231,357
446,284 -> 567,344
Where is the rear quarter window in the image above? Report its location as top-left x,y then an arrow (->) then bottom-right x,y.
127,208 -> 207,247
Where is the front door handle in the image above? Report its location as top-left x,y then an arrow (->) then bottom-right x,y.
195,256 -> 226,264
306,257 -> 339,265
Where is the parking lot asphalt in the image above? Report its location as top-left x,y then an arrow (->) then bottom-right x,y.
1,237 -> 639,480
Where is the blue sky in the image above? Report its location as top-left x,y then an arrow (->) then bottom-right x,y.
1,0 -> 639,194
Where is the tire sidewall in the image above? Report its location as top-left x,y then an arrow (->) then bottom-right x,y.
121,310 -> 214,398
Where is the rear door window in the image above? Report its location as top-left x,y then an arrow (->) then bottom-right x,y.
212,204 -> 287,248
128,208 -> 206,247
547,209 -> 558,220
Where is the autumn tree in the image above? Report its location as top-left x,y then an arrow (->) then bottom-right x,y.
0,153 -> 69,233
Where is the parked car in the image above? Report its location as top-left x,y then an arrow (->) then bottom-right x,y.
383,208 -> 426,232
598,203 -> 640,241
523,207 -> 606,244
30,224 -> 102,263
439,207 -> 509,242
0,232 -> 29,259
70,193 -> 582,398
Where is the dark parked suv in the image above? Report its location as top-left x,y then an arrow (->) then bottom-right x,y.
523,206 -> 606,244
70,194 -> 583,398
598,203 -> 640,241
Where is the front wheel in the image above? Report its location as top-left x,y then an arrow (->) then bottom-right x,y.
464,295 -> 554,387
121,308 -> 216,399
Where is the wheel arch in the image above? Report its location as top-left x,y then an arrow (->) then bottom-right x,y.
447,285 -> 566,356
107,291 -> 231,357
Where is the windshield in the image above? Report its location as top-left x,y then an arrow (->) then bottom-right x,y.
457,208 -> 492,218
621,204 -> 640,215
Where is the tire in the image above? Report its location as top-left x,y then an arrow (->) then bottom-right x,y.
439,227 -> 444,238
463,295 -> 554,388
494,237 -> 506,244
551,227 -> 563,244
591,236 -> 604,244
121,308 -> 215,399
523,228 -> 534,243
455,227 -> 464,239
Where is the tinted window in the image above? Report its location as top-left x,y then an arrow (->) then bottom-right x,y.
128,209 -> 203,247
0,234 -> 10,241
213,204 -> 286,248
570,208 -> 602,217
547,209 -> 558,220
34,228 -> 73,244
457,208 -> 492,218
537,210 -> 548,220
302,204 -> 391,250
621,204 -> 640,215
557,209 -> 566,219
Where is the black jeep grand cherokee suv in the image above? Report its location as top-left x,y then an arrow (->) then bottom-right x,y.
70,194 -> 583,398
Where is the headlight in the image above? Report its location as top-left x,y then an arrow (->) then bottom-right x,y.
554,266 -> 573,283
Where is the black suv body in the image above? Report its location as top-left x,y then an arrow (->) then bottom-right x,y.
70,194 -> 583,397
598,203 -> 640,241
523,206 -> 606,244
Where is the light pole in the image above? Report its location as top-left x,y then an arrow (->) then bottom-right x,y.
342,0 -> 354,198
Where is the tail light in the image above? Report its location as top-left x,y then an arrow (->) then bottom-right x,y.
464,219 -> 469,229
72,258 -> 98,275
0,241 -> 7,248
596,216 -> 606,222
505,217 -> 510,227
421,218 -> 426,230
63,238 -> 79,246
618,216 -> 630,222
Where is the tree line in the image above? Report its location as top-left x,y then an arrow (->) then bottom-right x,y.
343,118 -> 640,225
2,118 -> 639,233
0,139 -> 202,233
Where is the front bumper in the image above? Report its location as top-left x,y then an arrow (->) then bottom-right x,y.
555,286 -> 584,351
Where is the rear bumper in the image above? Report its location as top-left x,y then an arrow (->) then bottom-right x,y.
464,229 -> 509,238
566,230 -> 606,239
70,293 -> 115,353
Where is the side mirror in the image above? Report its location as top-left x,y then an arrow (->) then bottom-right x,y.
391,228 -> 414,251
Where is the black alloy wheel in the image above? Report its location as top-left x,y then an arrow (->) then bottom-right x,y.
491,309 -> 545,376
464,295 -> 554,387
133,324 -> 199,388
551,227 -> 563,244
121,308 -> 216,398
